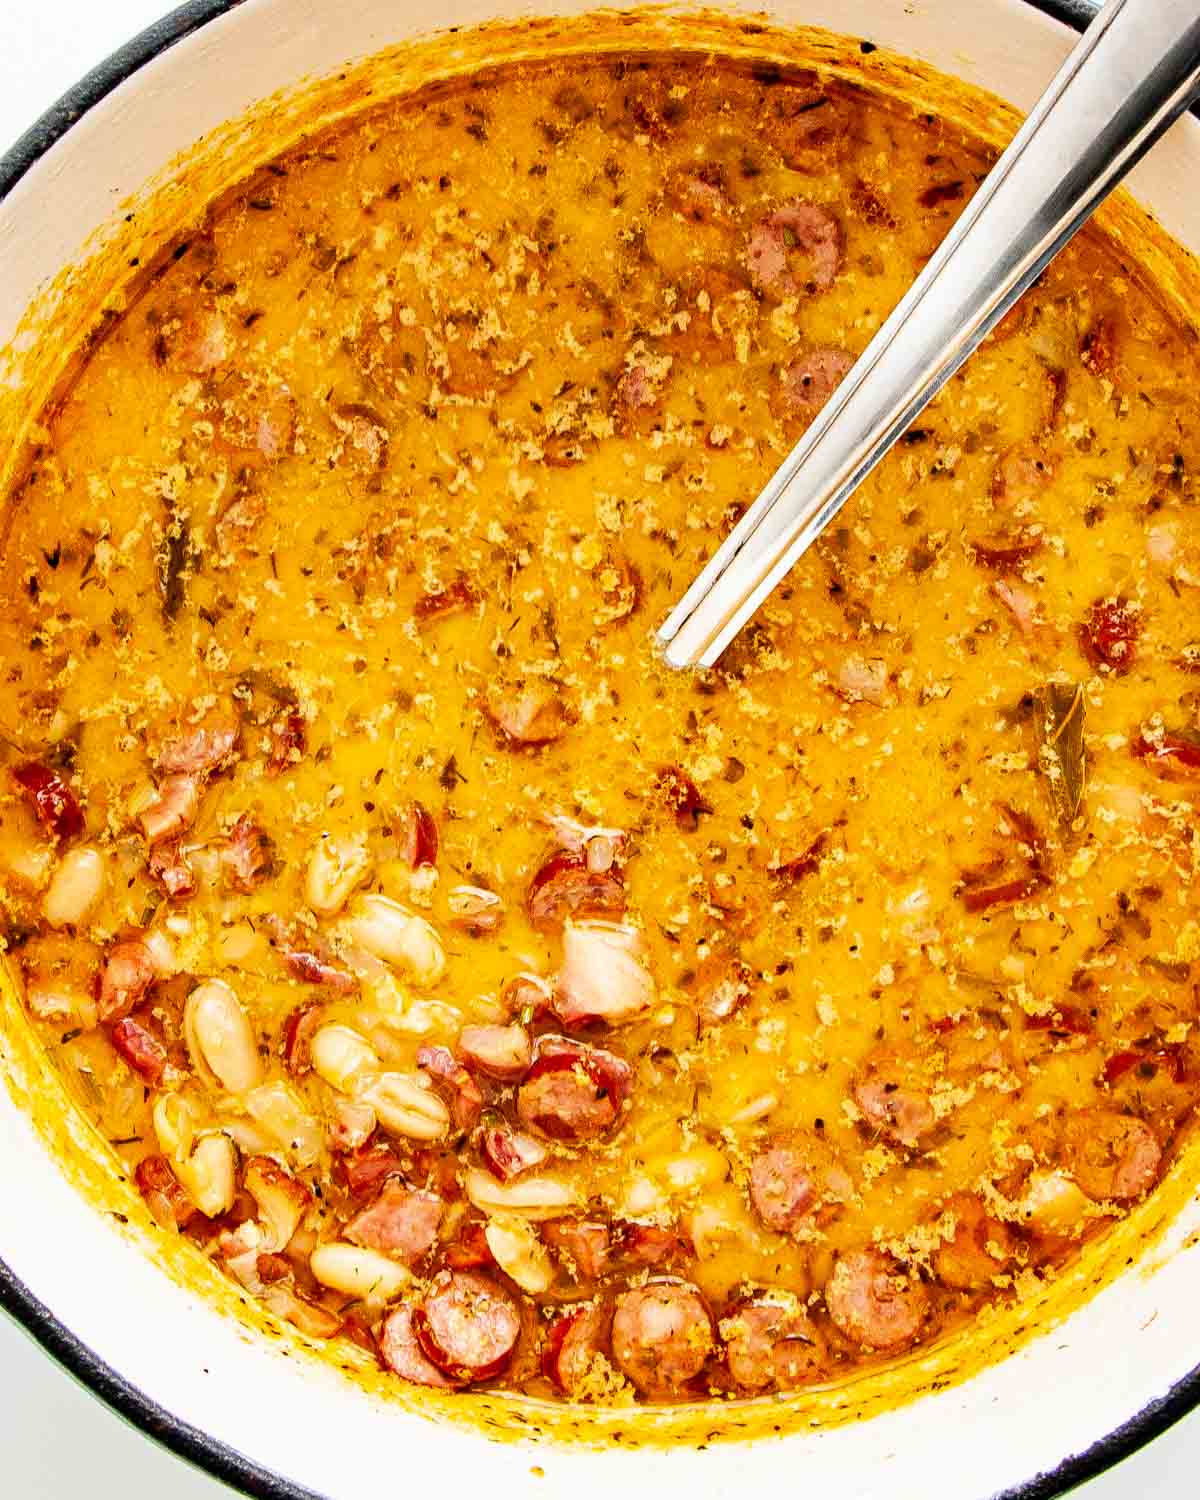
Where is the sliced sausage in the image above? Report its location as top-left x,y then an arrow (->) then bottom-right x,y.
991,441 -> 1056,509
777,348 -> 853,422
825,1249 -> 927,1352
108,1017 -> 168,1085
378,1303 -> 456,1388
852,1046 -> 938,1148
694,952 -> 755,1029
542,1300 -> 611,1394
1078,597 -> 1139,674
665,163 -> 731,223
610,1279 -> 713,1397
415,1044 -> 484,1134
749,1133 -> 853,1234
554,920 -> 655,1027
516,1035 -> 632,1142
147,839 -> 195,901
746,200 -> 841,299
720,1293 -> 827,1391
1062,1108 -> 1161,1201
138,773 -> 200,845
344,1180 -> 444,1265
542,1218 -> 611,1281
413,1270 -> 521,1384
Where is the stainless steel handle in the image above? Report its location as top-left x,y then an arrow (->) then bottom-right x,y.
657,0 -> 1200,670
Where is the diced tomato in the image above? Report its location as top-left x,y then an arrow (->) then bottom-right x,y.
12,762 -> 84,840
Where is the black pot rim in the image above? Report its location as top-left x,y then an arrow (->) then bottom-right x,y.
1,1 -> 1197,1496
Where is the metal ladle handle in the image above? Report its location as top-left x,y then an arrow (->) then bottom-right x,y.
657,0 -> 1200,670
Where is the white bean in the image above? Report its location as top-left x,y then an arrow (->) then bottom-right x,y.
343,895 -> 445,985
1018,1169 -> 1091,1235
484,1215 -> 554,1294
360,1071 -> 449,1142
245,1082 -> 323,1168
310,1023 -> 380,1094
152,1091 -> 203,1158
42,846 -> 105,929
310,1242 -> 410,1303
184,979 -> 262,1094
464,1166 -> 580,1221
174,1132 -> 237,1217
305,834 -> 372,916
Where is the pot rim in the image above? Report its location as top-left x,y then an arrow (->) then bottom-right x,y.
1,2 -> 1197,1496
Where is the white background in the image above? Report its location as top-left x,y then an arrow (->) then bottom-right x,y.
0,1 -> 1197,1495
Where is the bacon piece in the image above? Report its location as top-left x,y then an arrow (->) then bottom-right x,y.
771,831 -> 829,883
516,1035 -> 632,1142
135,1154 -> 197,1229
147,839 -> 195,901
542,1218 -> 611,1280
721,1294 -> 826,1391
694,953 -> 755,1029
554,920 -> 655,1027
280,1002 -> 326,1075
378,1303 -> 456,1387
991,442 -> 1056,509
397,801 -> 438,868
778,348 -> 853,422
652,765 -> 713,830
220,815 -> 273,892
413,1270 -> 521,1384
479,1123 -> 549,1182
138,774 -> 200,845
109,1017 -> 168,1085
746,200 -> 842,298
282,945 -> 357,992
447,885 -> 504,934
338,1137 -> 405,1199
416,1044 -> 483,1134
414,577 -> 481,622
969,530 -> 1044,571
919,179 -> 965,208
1132,730 -> 1200,778
611,1279 -> 713,1397
665,162 -> 731,222
836,655 -> 887,705
444,1218 -> 496,1270
1080,314 -> 1119,377
267,709 -> 307,775
156,716 -> 240,775
992,579 -> 1040,638
528,850 -> 624,929
97,938 -> 162,1022
12,762 -> 85,841
1062,1107 -> 1161,1201
345,1180 -> 444,1265
1078,597 -> 1139,673
749,1134 -> 852,1234
484,678 -> 567,747
825,1249 -> 927,1352
458,1024 -> 532,1082
542,1301 -> 610,1394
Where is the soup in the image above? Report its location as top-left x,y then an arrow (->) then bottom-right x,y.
2,48 -> 1199,1404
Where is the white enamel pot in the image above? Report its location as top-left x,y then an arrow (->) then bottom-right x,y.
2,2 -> 1200,1497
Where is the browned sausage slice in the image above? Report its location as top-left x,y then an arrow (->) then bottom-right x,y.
379,1303 -> 455,1388
516,1035 -> 632,1142
852,1045 -> 938,1148
413,1270 -> 521,1384
746,200 -> 841,298
542,1300 -> 611,1394
720,1292 -> 827,1391
825,1249 -> 927,1352
749,1134 -> 853,1235
1062,1108 -> 1161,1201
777,348 -> 853,422
610,1279 -> 713,1397
344,1180 -> 444,1265
933,1193 -> 1015,1290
